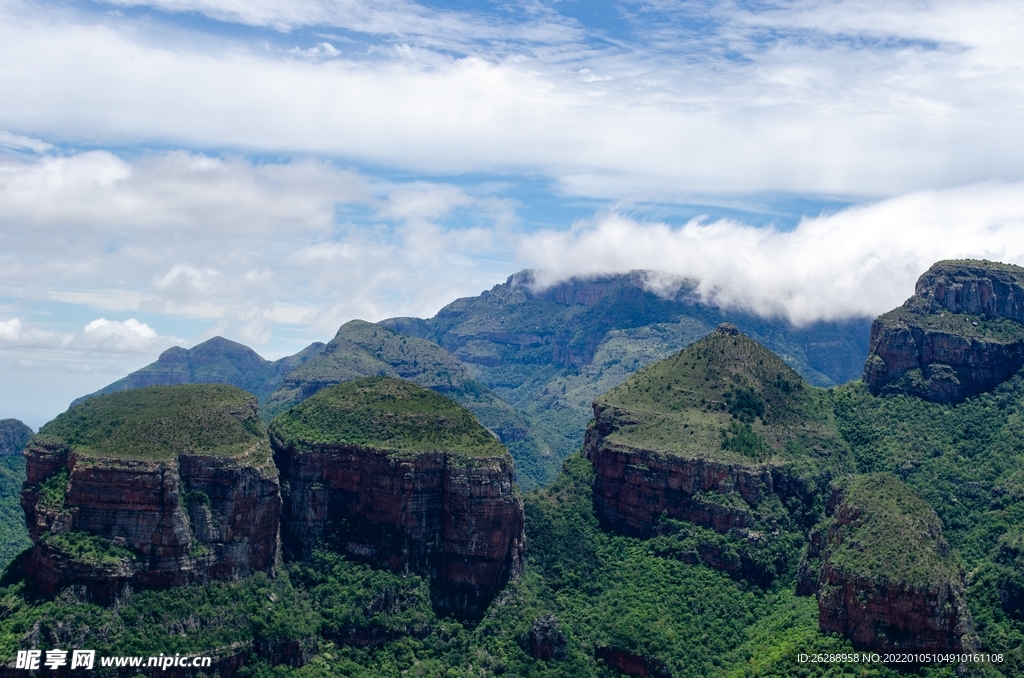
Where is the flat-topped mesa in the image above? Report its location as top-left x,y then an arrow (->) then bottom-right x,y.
269,377 -> 525,619
864,259 -> 1024,403
20,385 -> 281,603
586,324 -> 852,539
798,474 -> 976,653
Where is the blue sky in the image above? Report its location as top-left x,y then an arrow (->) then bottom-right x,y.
3,0 -> 1024,427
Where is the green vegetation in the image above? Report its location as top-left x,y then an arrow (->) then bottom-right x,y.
875,306 -> 1024,343
382,273 -> 871,482
0,454 -> 30,571
2,451 -> 904,677
0,419 -> 32,458
71,336 -> 324,407
832,376 -> 1024,674
35,384 -> 267,461
41,531 -> 135,566
261,320 -> 557,489
269,377 -> 507,458
0,570 -> 317,669
36,468 -> 68,510
12,320 -> 1024,674
596,329 -> 853,477
822,474 -> 960,588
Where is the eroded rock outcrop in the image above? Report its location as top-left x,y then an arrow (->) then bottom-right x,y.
798,474 -> 976,653
270,377 -> 524,618
0,418 -> 33,456
864,260 -> 1024,402
21,385 -> 281,603
586,325 -> 851,543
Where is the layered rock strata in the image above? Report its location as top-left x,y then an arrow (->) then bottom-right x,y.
864,259 -> 1024,402
586,325 -> 851,539
20,385 -> 280,603
270,377 -> 524,618
798,474 -> 976,653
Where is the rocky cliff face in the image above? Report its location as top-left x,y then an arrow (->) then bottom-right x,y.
586,422 -> 809,538
0,419 -> 33,456
799,474 -> 976,653
270,377 -> 524,618
864,260 -> 1024,403
21,385 -> 281,603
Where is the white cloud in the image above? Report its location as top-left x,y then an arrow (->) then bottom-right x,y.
81,318 -> 183,353
0,149 -> 516,342
521,181 -> 1024,324
0,130 -> 53,153
0,318 -> 72,348
0,315 -> 182,353
0,2 -> 1021,197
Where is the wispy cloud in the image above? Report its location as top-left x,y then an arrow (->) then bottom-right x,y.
1,1 -> 1021,197
521,181 -> 1024,324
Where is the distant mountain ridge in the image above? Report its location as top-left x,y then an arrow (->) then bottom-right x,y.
383,269 -> 872,470
71,336 -> 326,407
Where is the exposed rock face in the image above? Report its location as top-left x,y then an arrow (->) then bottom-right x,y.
864,260 -> 1024,403
21,385 -> 281,603
585,325 -> 850,540
525,615 -> 567,661
0,419 -> 33,456
799,474 -> 976,653
594,647 -> 670,678
587,429 -> 808,537
270,377 -> 525,618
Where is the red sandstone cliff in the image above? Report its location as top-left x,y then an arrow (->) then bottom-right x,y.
271,436 -> 524,618
864,260 -> 1024,403
20,386 -> 281,603
584,392 -> 820,540
22,441 -> 281,603
799,475 -> 976,654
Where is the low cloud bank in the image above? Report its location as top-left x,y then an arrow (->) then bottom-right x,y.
0,317 -> 183,354
520,182 -> 1024,324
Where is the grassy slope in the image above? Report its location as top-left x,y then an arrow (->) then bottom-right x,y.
269,377 -> 506,459
263,320 -> 556,488
597,329 -> 852,477
823,474 -> 960,588
6,328 -> 1024,675
36,384 -> 267,462
875,305 -> 1024,343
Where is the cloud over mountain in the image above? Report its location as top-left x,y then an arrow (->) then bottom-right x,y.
522,182 -> 1024,324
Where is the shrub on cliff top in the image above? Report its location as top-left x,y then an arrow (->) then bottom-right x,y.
34,384 -> 267,461
269,376 -> 507,458
594,327 -> 852,475
824,473 -> 962,588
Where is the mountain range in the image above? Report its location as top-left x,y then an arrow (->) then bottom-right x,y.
3,260 -> 1024,676
72,270 -> 873,489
